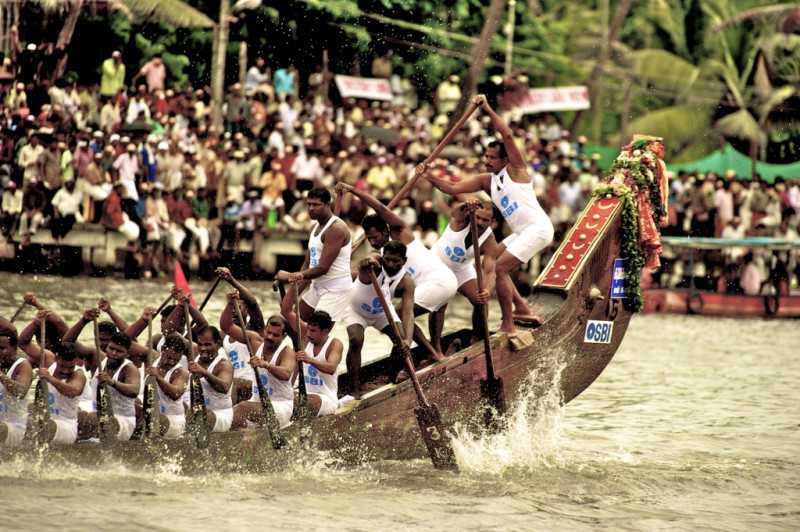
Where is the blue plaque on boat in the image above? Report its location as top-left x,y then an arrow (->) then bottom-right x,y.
610,258 -> 625,299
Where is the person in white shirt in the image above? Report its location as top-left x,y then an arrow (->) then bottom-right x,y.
296,310 -> 342,417
1,182 -> 23,236
18,134 -> 43,184
50,179 -> 84,240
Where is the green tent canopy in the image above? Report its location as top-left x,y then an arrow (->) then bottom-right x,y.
667,144 -> 800,182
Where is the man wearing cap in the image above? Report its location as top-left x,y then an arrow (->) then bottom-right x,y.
100,51 -> 126,98
100,97 -> 121,134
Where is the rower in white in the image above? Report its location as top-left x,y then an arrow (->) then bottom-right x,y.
276,187 -> 352,328
0,320 -> 32,447
188,326 -> 234,433
337,182 -> 458,362
297,311 -> 343,416
144,332 -> 190,439
35,346 -> 87,445
343,245 -> 416,398
424,94 -> 554,333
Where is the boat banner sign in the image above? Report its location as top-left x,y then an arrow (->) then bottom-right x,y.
335,75 -> 393,101
611,258 -> 625,299
584,320 -> 614,344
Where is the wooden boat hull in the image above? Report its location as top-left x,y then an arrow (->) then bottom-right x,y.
643,289 -> 800,318
3,197 -> 634,468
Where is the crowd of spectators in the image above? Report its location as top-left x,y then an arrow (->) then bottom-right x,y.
0,48 -> 797,292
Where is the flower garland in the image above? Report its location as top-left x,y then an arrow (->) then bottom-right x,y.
592,138 -> 667,312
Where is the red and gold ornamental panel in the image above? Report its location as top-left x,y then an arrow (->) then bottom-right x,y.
535,196 -> 621,291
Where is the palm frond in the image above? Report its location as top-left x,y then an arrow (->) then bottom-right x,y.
711,3 -> 800,33
123,0 -> 213,28
714,109 -> 767,146
614,104 -> 713,149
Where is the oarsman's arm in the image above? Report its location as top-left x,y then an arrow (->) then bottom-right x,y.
147,366 -> 188,401
256,346 -> 295,382
216,267 -> 265,331
62,308 -> 101,363
395,275 -> 416,344
297,339 -> 342,375
339,183 -> 406,230
0,358 -> 32,398
17,315 -> 57,361
476,95 -> 528,181
478,235 -> 499,299
38,366 -> 86,398
98,363 -> 140,399
126,308 -> 158,365
41,308 -> 69,341
97,298 -> 129,333
189,358 -> 232,394
219,293 -> 264,350
126,306 -> 156,339
295,223 -> 349,280
426,172 -> 491,197
23,292 -> 46,312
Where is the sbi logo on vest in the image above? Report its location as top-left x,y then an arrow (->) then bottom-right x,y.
361,297 -> 383,315
306,365 -> 323,386
500,195 -> 519,219
309,247 -> 319,267
444,246 -> 467,264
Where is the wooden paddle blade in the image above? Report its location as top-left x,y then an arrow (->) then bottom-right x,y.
31,379 -> 50,447
414,403 -> 458,471
187,374 -> 210,449
97,383 -> 116,446
142,376 -> 161,440
255,377 -> 287,450
480,376 -> 507,432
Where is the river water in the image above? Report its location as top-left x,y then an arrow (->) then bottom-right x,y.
0,274 -> 798,531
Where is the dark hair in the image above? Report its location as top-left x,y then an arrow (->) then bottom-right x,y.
160,304 -> 176,319
163,332 -> 190,357
196,325 -> 222,344
307,310 -> 333,331
0,319 -> 18,347
266,315 -> 287,334
98,321 -> 117,335
362,214 -> 388,234
57,343 -> 79,361
307,187 -> 332,204
383,240 -> 407,258
487,140 -> 508,159
109,331 -> 132,349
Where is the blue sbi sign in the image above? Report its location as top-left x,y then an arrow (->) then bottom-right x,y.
610,258 -> 625,299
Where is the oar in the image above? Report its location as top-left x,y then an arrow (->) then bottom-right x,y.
144,293 -> 174,328
198,277 -> 222,311
142,313 -> 160,439
292,286 -> 309,410
469,210 -> 506,430
94,317 -> 115,445
9,300 -> 26,322
184,299 -> 209,449
368,270 -> 458,471
32,317 -> 50,447
234,299 -> 286,449
352,101 -> 479,252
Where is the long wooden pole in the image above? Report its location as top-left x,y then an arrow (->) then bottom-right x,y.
367,270 -> 458,471
351,101 -> 480,252
293,286 -> 308,405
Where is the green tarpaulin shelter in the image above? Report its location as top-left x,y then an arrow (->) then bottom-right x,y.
584,143 -> 799,182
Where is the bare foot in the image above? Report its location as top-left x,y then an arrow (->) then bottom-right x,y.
445,338 -> 462,356
499,322 -> 517,334
513,313 -> 543,326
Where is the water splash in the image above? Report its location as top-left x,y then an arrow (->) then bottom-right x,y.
451,361 -> 568,475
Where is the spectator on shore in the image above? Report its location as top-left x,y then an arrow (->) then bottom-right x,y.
245,57 -> 270,96
50,179 -> 83,240
273,64 -> 296,101
100,51 -> 125,98
1,181 -> 23,236
134,55 -> 166,93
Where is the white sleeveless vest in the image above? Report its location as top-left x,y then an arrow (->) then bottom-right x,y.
103,359 -> 136,418
351,266 -> 403,321
47,362 -> 80,421
432,223 -> 492,274
303,336 -> 337,402
158,364 -> 186,416
397,239 -> 453,283
490,165 -> 547,235
254,336 -> 294,403
0,358 -> 28,428
200,352 -> 233,412
224,334 -> 254,381
308,215 -> 352,291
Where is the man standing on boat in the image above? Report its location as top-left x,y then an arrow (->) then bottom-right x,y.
276,187 -> 352,328
79,331 -> 140,441
297,310 -> 343,416
431,197 -> 499,340
144,332 -> 190,439
189,325 -> 234,433
343,244 -> 416,398
0,320 -> 32,447
222,297 -> 296,430
336,183 -> 458,362
215,267 -> 266,404
424,95 -> 554,333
